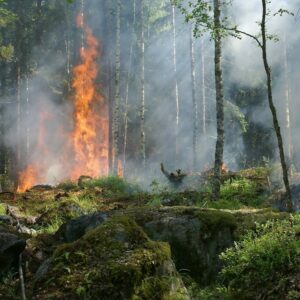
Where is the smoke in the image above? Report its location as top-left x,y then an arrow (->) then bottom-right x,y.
225,0 -> 300,168
2,0 -> 299,189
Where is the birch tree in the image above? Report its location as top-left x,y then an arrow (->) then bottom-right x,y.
139,0 -> 146,169
112,0 -> 121,174
174,0 -> 225,198
190,26 -> 198,170
171,3 -> 180,161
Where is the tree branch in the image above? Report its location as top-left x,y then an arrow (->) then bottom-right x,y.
225,27 -> 263,48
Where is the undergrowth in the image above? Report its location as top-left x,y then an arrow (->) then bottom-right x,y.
219,215 -> 300,299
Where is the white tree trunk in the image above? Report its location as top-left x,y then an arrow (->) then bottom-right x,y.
140,0 -> 146,168
190,27 -> 198,169
123,0 -> 136,174
172,4 -> 180,160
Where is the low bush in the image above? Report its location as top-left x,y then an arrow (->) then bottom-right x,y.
80,176 -> 141,198
220,215 -> 300,299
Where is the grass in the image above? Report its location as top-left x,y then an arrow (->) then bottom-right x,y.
0,203 -> 6,215
38,216 -> 64,234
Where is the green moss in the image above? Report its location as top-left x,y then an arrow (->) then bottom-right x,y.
34,216 -> 180,299
0,203 -> 6,215
192,209 -> 237,233
37,199 -> 85,226
133,276 -> 189,300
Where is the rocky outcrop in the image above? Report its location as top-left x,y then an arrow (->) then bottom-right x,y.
123,207 -> 237,286
36,200 -> 85,226
54,212 -> 109,243
53,207 -> 237,286
0,227 -> 26,276
33,216 -> 189,300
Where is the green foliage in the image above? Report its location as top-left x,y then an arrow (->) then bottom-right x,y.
173,0 -> 232,38
146,196 -> 162,207
81,176 -> 141,198
56,180 -> 78,191
39,216 -> 64,234
220,216 -> 300,299
185,281 -> 232,300
0,272 -> 19,300
220,178 -> 264,207
224,100 -> 248,133
206,199 -> 244,210
0,203 -> 6,215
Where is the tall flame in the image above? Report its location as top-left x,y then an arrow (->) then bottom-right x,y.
18,112 -> 54,192
17,16 -> 109,192
69,15 -> 109,180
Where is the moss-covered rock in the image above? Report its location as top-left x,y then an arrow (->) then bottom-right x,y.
36,200 -> 85,226
121,207 -> 237,286
33,216 -> 189,300
0,227 -> 26,277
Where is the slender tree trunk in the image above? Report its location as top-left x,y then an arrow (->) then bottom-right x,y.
25,76 -> 30,163
172,4 -> 180,161
283,35 -> 292,167
80,0 -> 85,50
112,0 -> 121,174
212,0 -> 225,200
16,65 -> 21,182
123,0 -> 136,175
261,0 -> 293,211
103,0 -> 114,174
190,26 -> 198,170
140,0 -> 146,169
201,38 -> 207,135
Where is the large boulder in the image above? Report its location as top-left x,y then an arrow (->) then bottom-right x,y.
122,207 -> 237,286
0,229 -> 26,276
54,212 -> 109,243
33,216 -> 189,300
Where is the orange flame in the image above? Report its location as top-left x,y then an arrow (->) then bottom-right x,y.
69,18 -> 109,180
17,112 -> 53,192
221,162 -> 229,173
17,16 -> 109,192
18,165 -> 39,192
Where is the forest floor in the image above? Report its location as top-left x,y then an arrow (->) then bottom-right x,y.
0,168 -> 299,299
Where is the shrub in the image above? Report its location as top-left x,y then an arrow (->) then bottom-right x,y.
57,180 -> 78,191
220,178 -> 265,206
219,216 -> 300,299
81,176 -> 141,198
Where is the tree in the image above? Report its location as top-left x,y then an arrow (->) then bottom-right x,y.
259,0 -> 293,211
189,25 -> 198,170
228,0 -> 293,211
171,2 -> 180,162
174,0 -> 225,199
123,0 -> 137,175
139,0 -> 146,169
112,0 -> 121,175
174,0 -> 293,209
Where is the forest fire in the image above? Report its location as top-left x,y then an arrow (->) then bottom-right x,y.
69,15 -> 109,180
17,112 -> 54,192
17,17 -> 109,192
